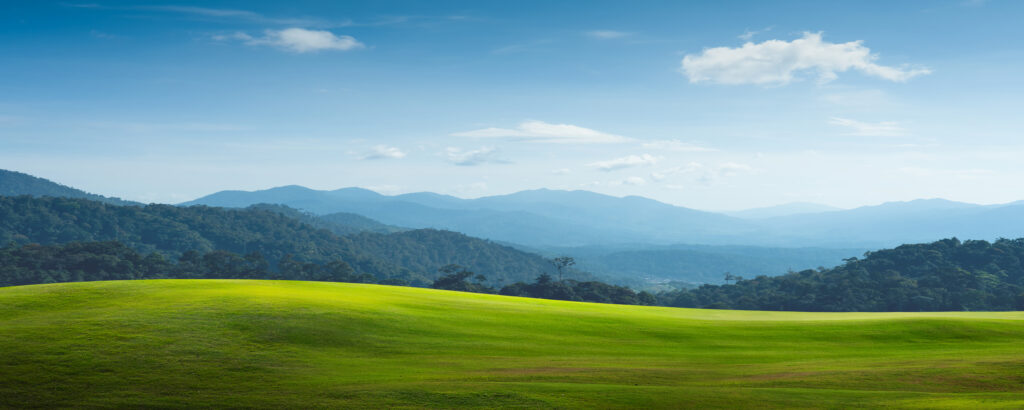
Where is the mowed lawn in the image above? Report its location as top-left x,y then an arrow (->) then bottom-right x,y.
1,280 -> 1023,408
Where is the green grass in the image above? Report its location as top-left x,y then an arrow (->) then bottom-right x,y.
1,280 -> 1023,408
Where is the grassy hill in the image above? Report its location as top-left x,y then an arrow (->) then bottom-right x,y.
2,280 -> 1023,408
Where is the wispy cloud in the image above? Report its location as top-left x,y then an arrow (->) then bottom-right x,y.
87,121 -> 247,133
650,162 -> 703,181
444,147 -> 508,166
682,32 -> 931,85
589,154 -> 659,171
360,145 -> 406,160
491,39 -> 553,55
640,139 -> 716,152
453,120 -> 631,144
586,30 -> 630,39
222,28 -> 364,53
829,117 -> 908,137
65,3 -> 338,27
610,176 -> 647,186
738,26 -> 772,41
650,162 -> 755,185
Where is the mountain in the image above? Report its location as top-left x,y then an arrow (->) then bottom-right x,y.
0,195 -> 566,287
184,185 -> 1024,249
723,202 -> 843,219
757,199 -> 1024,248
248,203 -> 404,235
0,169 -> 139,206
184,186 -> 762,247
535,244 -> 864,285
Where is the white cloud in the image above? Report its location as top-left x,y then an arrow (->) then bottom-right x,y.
681,32 -> 931,85
452,120 -> 631,144
551,168 -> 571,175
829,117 -> 908,137
239,28 -> 364,53
360,145 -> 406,160
589,154 -> 659,171
444,147 -> 507,166
640,139 -> 716,152
586,30 -> 630,39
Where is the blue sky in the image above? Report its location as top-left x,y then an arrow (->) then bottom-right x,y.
2,0 -> 1023,209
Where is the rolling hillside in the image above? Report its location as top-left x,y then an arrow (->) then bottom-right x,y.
2,280 -> 1022,408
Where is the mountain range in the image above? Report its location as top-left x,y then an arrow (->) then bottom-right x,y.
7,168 -> 1024,285
183,185 -> 1024,249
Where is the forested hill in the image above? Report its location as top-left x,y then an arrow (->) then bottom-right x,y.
248,203 -> 405,235
0,196 -> 561,287
661,238 -> 1024,311
0,169 -> 139,206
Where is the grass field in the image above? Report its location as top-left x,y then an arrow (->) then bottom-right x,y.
1,280 -> 1023,408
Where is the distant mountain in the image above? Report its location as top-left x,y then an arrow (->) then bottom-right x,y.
184,185 -> 1024,248
724,202 -> 843,219
183,186 -> 762,247
0,169 -> 139,205
757,199 -> 1024,248
248,203 -> 404,236
532,244 -> 864,285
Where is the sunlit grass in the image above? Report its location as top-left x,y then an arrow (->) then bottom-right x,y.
1,280 -> 1022,408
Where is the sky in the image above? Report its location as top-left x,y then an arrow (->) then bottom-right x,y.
2,0 -> 1024,210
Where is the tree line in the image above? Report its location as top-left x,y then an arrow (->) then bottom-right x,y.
430,258 -> 658,306
657,238 -> 1024,311
0,241 -> 378,288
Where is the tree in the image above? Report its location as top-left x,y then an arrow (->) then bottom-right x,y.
551,256 -> 575,282
431,264 -> 493,293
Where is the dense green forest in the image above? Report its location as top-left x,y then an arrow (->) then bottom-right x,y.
0,241 -> 375,287
0,196 -> 570,287
427,263 -> 655,305
0,242 -> 639,305
249,203 -> 404,235
659,238 -> 1024,311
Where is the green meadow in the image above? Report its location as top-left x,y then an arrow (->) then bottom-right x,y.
1,280 -> 1022,408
